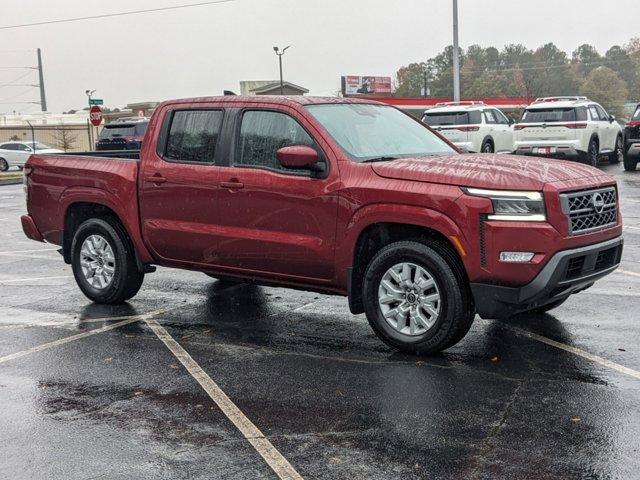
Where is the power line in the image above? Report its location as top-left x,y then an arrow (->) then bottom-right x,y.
0,70 -> 35,88
0,0 -> 234,30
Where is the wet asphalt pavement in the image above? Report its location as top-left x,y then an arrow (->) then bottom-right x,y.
1,163 -> 640,480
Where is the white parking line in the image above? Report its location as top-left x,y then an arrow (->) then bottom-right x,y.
0,309 -> 166,364
0,248 -> 59,254
496,322 -> 640,381
0,275 -> 71,284
616,268 -> 640,278
145,318 -> 303,480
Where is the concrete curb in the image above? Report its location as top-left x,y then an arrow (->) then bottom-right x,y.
0,175 -> 22,186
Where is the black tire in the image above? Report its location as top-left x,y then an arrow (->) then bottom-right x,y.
0,158 -> 8,172
71,218 -> 144,304
362,240 -> 475,355
584,137 -> 599,167
624,151 -> 638,172
609,136 -> 623,164
481,139 -> 494,153
528,297 -> 568,314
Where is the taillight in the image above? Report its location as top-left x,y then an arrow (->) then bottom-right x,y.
23,165 -> 32,199
456,126 -> 480,132
563,123 -> 587,129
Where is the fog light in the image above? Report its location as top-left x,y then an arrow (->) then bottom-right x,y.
500,252 -> 535,263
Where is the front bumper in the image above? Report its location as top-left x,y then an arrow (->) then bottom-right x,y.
470,236 -> 623,319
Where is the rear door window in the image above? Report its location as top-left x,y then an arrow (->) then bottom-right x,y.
588,106 -> 600,121
164,110 -> 224,163
632,106 -> 640,121
595,105 -> 609,121
521,108 -> 577,123
483,110 -> 497,124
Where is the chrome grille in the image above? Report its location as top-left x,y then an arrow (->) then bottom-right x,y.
560,187 -> 617,235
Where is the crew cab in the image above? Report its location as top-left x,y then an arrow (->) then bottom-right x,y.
421,101 -> 513,154
513,96 -> 624,166
21,96 -> 624,354
623,103 -> 640,171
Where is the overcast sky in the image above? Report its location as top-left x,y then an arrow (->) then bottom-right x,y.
1,0 -> 639,114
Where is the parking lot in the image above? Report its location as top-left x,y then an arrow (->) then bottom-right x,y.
1,163 -> 639,479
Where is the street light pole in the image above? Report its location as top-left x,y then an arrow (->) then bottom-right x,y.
452,0 -> 460,102
273,46 -> 290,95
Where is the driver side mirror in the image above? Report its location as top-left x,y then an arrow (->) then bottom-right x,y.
276,145 -> 320,170
609,115 -> 616,123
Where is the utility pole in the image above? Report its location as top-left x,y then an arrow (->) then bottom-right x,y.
273,46 -> 290,95
37,48 -> 47,111
452,0 -> 460,102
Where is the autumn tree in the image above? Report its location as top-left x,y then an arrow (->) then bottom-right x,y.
54,128 -> 77,152
395,62 -> 430,97
580,67 -> 629,118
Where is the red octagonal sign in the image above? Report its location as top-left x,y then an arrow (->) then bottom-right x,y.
89,105 -> 102,126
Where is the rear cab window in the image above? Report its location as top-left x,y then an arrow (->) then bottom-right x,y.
99,122 -> 149,139
422,110 -> 482,126
164,110 -> 224,163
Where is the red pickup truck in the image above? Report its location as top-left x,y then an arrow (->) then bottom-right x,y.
21,96 -> 623,354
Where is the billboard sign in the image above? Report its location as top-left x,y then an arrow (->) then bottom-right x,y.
342,75 -> 392,95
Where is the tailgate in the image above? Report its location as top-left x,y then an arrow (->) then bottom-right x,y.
435,125 -> 469,144
516,122 -> 576,142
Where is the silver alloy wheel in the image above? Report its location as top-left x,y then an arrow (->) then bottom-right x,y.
377,262 -> 441,336
80,234 -> 116,289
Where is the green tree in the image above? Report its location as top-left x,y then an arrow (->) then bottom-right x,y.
529,43 -> 577,97
605,45 -> 638,99
395,62 -> 430,97
571,44 -> 602,81
580,66 -> 628,118
466,70 -> 518,97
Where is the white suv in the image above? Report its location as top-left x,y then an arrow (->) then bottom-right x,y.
421,101 -> 514,154
513,96 -> 624,166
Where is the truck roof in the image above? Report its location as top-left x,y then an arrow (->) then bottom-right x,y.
159,95 -> 381,109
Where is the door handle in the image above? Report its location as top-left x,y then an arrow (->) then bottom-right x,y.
145,174 -> 167,184
220,180 -> 244,189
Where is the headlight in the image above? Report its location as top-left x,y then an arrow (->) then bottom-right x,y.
463,188 -> 546,221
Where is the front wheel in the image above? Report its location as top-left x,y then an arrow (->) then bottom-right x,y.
362,241 -> 474,355
71,218 -> 144,304
624,151 -> 638,171
0,158 -> 8,172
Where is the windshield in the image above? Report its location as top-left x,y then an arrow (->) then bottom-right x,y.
306,104 -> 456,161
422,110 -> 481,126
520,107 -> 579,123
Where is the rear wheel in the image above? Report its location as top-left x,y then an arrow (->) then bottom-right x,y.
481,139 -> 494,153
0,158 -> 8,172
362,241 -> 474,355
71,218 -> 144,304
585,138 -> 599,167
609,136 -> 623,164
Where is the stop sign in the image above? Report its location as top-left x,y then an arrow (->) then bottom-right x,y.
89,105 -> 102,126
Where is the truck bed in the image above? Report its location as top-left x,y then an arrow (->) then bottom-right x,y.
25,153 -> 141,248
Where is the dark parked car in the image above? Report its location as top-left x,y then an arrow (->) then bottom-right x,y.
96,118 -> 149,151
624,103 -> 640,171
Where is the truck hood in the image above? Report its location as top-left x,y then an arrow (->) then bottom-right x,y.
370,154 -> 601,190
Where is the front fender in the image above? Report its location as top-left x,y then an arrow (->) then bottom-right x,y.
334,203 -> 469,289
